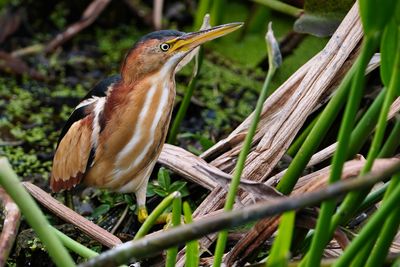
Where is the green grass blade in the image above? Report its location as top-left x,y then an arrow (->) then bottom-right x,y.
167,50 -> 203,144
53,228 -> 99,259
331,30 -> 400,228
253,0 -> 303,17
333,174 -> 400,267
303,36 -> 378,267
357,181 -> 389,212
166,197 -> 182,267
134,192 -> 181,240
267,211 -> 296,267
378,116 -> 400,157
346,88 -> 385,158
194,0 -> 211,30
183,202 -> 199,267
213,23 -> 281,267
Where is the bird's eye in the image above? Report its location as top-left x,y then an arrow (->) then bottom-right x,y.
160,43 -> 170,52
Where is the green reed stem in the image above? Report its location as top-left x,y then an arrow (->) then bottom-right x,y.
393,256 -> 400,267
378,116 -> 400,157
342,148 -> 400,267
53,228 -> 99,259
364,173 -> 400,267
253,0 -> 303,17
168,50 -> 203,144
267,211 -> 296,267
183,202 -> 199,267
350,238 -> 377,267
134,192 -> 181,240
333,173 -> 400,267
213,24 -> 281,264
0,158 -> 75,267
213,64 -> 277,266
331,34 -> 399,228
346,89 -> 385,158
79,160 -> 400,267
357,181 -> 389,212
210,0 -> 226,26
194,0 -> 212,30
303,36 -> 378,267
166,197 -> 182,267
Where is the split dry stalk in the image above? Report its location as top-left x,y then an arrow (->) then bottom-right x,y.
0,188 -> 21,267
22,182 -> 122,248
78,158 -> 400,267
45,0 -> 111,53
171,3 -> 364,263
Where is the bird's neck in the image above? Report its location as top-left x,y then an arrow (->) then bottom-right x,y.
98,71 -> 176,166
103,70 -> 176,125
120,54 -> 178,85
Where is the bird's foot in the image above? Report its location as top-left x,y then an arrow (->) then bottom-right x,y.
137,206 -> 174,225
137,205 -> 148,223
156,213 -> 173,225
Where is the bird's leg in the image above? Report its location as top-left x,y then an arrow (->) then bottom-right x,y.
137,206 -> 148,223
156,213 -> 172,225
64,191 -> 75,210
134,176 -> 173,224
135,185 -> 148,223
135,185 -> 172,224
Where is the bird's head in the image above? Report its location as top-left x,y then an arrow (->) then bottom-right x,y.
120,22 -> 243,83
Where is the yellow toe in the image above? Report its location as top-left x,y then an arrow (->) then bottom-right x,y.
156,213 -> 173,225
138,206 -> 148,223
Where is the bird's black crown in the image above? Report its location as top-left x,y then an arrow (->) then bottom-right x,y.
138,30 -> 184,43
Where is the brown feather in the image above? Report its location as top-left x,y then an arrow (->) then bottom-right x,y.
83,76 -> 175,192
50,116 -> 93,192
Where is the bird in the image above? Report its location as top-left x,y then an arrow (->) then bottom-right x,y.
50,22 -> 243,223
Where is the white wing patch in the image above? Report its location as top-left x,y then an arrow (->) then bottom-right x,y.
75,96 -> 101,110
91,97 -> 106,149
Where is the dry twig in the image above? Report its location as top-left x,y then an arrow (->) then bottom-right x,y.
226,158 -> 399,264
0,8 -> 22,44
78,157 -> 400,267
153,0 -> 164,30
171,3 -> 364,264
22,182 -> 122,248
45,0 -> 112,53
0,187 -> 21,267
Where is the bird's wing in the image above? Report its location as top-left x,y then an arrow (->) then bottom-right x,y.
50,74 -> 121,192
56,74 -> 121,146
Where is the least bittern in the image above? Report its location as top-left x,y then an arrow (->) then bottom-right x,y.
50,22 -> 243,222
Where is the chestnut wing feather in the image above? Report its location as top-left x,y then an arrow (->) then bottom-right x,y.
51,117 -> 93,191
51,75 -> 121,192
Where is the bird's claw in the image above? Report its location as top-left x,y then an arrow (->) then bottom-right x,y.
137,206 -> 148,223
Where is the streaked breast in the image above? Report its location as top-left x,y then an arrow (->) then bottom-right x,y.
94,76 -> 175,189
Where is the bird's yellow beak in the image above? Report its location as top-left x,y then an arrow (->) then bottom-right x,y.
168,22 -> 243,52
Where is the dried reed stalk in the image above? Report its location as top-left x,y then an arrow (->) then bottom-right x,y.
225,158 -> 400,264
0,187 -> 21,267
169,3 -> 365,264
22,182 -> 122,248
